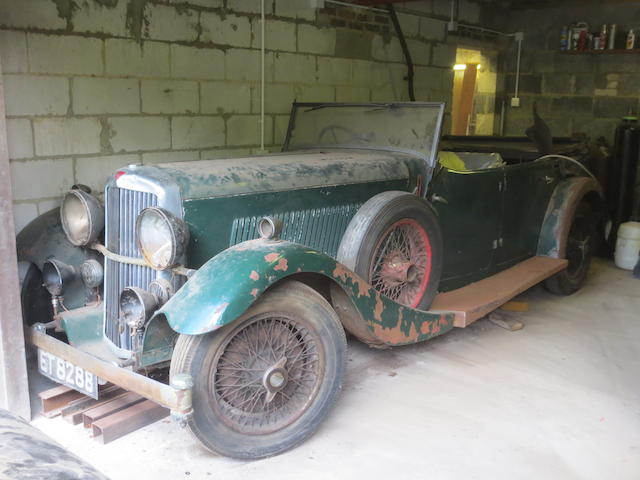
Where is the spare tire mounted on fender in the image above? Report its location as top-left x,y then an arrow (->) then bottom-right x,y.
337,191 -> 443,310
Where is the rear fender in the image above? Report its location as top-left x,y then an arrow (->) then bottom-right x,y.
537,177 -> 603,258
154,239 -> 455,346
16,208 -> 91,311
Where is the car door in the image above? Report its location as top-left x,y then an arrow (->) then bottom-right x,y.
428,166 -> 504,291
495,158 -> 559,269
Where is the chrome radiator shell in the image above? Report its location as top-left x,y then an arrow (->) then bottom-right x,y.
103,166 -> 183,356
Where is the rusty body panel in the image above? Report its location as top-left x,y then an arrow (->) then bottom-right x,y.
431,256 -> 568,327
537,177 -> 602,259
153,239 -> 456,348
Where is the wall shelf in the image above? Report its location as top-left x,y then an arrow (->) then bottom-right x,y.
559,49 -> 638,55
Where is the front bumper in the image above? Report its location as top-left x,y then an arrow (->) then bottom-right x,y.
27,325 -> 192,420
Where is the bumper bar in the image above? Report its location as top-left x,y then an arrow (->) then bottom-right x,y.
27,325 -> 192,420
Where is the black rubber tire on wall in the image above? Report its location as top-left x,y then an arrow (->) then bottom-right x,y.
544,202 -> 595,295
337,191 -> 443,310
170,280 -> 347,460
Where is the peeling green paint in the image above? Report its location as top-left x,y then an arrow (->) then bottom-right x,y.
155,239 -> 456,347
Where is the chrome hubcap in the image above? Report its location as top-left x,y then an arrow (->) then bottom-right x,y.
263,357 -> 288,403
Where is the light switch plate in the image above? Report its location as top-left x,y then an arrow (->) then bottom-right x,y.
511,97 -> 521,107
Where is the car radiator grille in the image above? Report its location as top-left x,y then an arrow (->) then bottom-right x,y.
229,203 -> 362,258
104,186 -> 158,351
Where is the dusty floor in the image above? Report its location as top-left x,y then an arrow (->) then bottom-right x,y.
29,259 -> 640,480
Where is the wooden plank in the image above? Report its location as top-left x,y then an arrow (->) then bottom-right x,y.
0,50 -> 30,421
431,256 -> 568,328
500,300 -> 530,312
82,392 -> 145,429
39,385 -> 86,417
61,385 -> 126,425
92,400 -> 169,444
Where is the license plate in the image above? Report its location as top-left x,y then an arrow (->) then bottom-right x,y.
37,349 -> 98,399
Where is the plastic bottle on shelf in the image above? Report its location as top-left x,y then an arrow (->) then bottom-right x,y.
609,24 -> 617,49
560,26 -> 569,50
627,29 -> 636,49
599,24 -> 608,49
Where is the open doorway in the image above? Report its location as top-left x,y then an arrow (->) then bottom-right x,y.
451,47 -> 497,135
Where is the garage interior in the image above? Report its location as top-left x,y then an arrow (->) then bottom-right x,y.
0,0 -> 639,478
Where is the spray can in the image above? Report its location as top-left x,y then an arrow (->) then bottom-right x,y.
609,24 -> 617,49
560,26 -> 569,50
627,29 -> 636,49
578,29 -> 588,50
599,24 -> 608,49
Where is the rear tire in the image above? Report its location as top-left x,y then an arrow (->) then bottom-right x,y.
337,191 -> 443,310
170,281 -> 347,460
544,202 -> 595,295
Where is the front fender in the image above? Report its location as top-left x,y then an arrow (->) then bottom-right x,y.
155,239 -> 455,345
537,176 -> 603,258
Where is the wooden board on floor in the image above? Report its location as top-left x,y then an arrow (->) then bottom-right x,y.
431,256 -> 568,328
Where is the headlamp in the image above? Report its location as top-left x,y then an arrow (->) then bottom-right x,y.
136,207 -> 189,270
42,260 -> 76,296
60,189 -> 104,246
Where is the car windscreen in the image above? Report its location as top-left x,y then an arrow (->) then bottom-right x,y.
283,102 -> 445,167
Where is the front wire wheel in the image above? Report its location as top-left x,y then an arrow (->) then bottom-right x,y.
170,281 -> 347,459
213,313 -> 322,435
370,218 -> 433,308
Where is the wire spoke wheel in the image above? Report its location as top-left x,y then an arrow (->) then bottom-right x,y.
211,314 -> 322,435
170,281 -> 346,459
369,218 -> 432,308
337,192 -> 443,316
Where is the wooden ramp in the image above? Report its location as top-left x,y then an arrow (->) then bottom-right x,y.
431,256 -> 568,328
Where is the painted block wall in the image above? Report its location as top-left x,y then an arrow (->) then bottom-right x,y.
0,0 -> 481,232
497,3 -> 640,143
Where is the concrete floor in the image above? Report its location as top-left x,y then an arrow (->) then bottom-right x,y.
30,259 -> 640,480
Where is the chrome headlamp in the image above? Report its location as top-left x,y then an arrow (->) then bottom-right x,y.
135,207 -> 189,270
120,287 -> 158,330
42,260 -> 76,296
60,189 -> 104,246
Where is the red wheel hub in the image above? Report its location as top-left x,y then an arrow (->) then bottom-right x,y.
369,219 -> 432,308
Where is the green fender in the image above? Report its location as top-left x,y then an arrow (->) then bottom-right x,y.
154,239 -> 455,346
536,176 -> 603,258
16,208 -> 92,312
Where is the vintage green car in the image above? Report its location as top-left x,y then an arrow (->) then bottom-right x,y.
19,103 -> 602,459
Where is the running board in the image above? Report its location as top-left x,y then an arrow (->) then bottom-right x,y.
431,256 -> 568,328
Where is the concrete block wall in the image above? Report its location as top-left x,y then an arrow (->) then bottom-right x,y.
0,0 -> 481,232
498,3 -> 640,142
